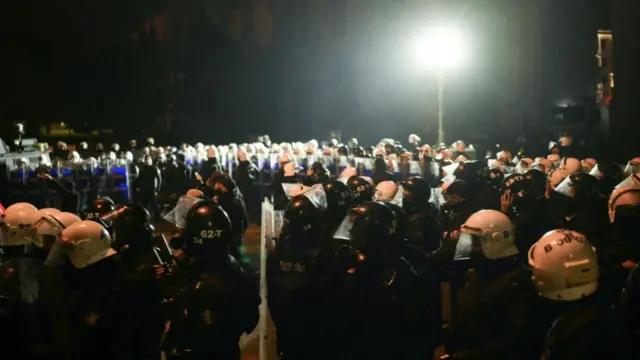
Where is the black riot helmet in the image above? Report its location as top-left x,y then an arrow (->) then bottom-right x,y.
346,176 -> 374,204
488,168 -> 505,191
524,169 -> 547,198
338,145 -> 349,156
353,146 -> 365,158
596,162 -> 624,195
82,197 -> 116,221
454,160 -> 489,184
322,180 -> 353,226
500,174 -> 528,195
281,195 -> 324,249
103,204 -> 152,252
338,201 -> 397,258
401,176 -> 431,212
568,172 -> 599,200
183,200 -> 233,262
442,179 -> 474,204
381,201 -> 406,245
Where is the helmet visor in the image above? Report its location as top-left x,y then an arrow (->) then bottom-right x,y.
453,231 -> 483,261
616,174 -> 640,189
333,213 -> 356,241
554,176 -> 573,197
441,162 -> 458,183
163,195 -> 203,229
282,183 -> 304,199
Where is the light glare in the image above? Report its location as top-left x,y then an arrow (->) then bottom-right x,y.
409,26 -> 465,71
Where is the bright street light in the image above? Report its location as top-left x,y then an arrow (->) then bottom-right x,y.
408,26 -> 466,143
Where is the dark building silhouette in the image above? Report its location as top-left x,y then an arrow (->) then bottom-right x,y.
611,0 -> 640,159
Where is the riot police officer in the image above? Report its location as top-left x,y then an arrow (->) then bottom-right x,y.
329,201 -> 434,359
104,204 -> 170,358
163,200 -> 259,360
401,176 -> 441,253
267,193 -> 334,360
82,197 -> 116,222
346,176 -> 374,205
531,230 -> 630,360
0,203 -> 40,357
57,220 -> 130,360
445,210 -> 534,360
210,172 -> 249,262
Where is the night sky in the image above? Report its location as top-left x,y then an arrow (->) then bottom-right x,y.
0,0 -> 611,142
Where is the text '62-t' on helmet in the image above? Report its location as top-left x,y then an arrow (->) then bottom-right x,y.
282,195 -> 324,248
60,220 -> 115,269
454,210 -> 518,261
183,200 -> 233,261
334,201 -> 396,258
346,176 -> 374,204
528,230 -> 598,301
82,198 -> 116,221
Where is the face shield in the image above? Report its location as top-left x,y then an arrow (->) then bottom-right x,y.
441,162 -> 458,183
163,195 -> 203,229
453,225 -> 485,261
333,212 -> 358,241
616,173 -> 640,189
282,183 -> 305,200
297,184 -> 328,210
624,160 -> 640,177
0,223 -> 31,247
554,176 -> 574,197
25,217 -> 66,249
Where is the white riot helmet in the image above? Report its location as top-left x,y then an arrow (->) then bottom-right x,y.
28,208 -> 61,223
559,157 -> 581,175
28,211 -> 81,250
533,157 -> 552,174
60,220 -> 116,269
374,181 -> 401,205
547,154 -> 561,168
548,169 -> 567,190
1,202 -> 38,246
528,230 -> 598,301
623,157 -> 640,177
68,151 -> 81,163
608,186 -> 640,223
454,210 -> 518,260
515,158 -> 533,174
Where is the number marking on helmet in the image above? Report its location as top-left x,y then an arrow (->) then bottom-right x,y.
543,230 -> 587,254
199,229 -> 223,239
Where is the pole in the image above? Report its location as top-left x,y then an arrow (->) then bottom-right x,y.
437,72 -> 445,144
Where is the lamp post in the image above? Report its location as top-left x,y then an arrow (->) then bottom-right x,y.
437,72 -> 445,144
409,26 -> 465,145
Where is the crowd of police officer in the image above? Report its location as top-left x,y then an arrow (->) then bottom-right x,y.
2,133 -> 640,359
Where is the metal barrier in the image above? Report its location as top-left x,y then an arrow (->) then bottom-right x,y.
259,199 -> 277,360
